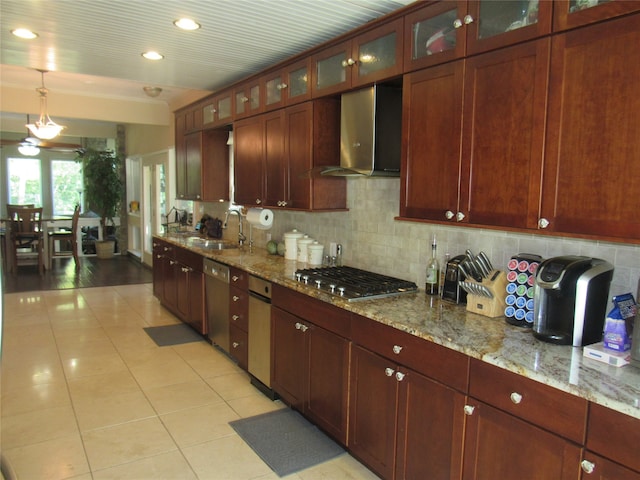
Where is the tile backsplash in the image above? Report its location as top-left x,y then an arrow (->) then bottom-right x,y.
197,177 -> 639,302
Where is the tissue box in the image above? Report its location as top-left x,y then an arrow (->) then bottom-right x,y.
584,342 -> 631,367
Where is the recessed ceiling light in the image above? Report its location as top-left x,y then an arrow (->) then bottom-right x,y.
11,28 -> 38,39
142,51 -> 164,60
174,18 -> 201,31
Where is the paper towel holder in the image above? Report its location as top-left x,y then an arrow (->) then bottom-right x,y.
246,207 -> 274,253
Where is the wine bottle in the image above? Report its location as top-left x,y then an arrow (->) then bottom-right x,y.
425,236 -> 440,295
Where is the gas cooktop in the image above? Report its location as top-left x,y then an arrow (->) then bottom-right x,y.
294,266 -> 418,302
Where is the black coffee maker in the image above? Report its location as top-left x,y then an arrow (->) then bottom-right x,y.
533,256 -> 613,346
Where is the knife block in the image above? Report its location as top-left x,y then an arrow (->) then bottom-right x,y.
465,270 -> 508,318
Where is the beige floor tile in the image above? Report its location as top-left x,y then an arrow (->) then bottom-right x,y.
61,351 -> 128,379
129,356 -> 201,390
92,450 -> 198,480
1,405 -> 79,449
1,360 -> 67,392
204,372 -> 260,401
67,370 -> 142,401
144,379 -> 224,414
226,394 -> 286,419
2,434 -> 90,480
82,417 -> 178,471
116,343 -> 184,366
1,342 -> 60,367
73,390 -> 156,432
1,381 -> 71,417
296,453 -> 380,480
160,401 -> 240,448
182,435 -> 273,480
56,336 -> 120,360
102,325 -> 160,350
181,349 -> 245,378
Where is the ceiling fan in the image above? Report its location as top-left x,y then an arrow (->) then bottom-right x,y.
0,115 -> 84,155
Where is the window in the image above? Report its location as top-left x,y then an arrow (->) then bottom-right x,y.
51,160 -> 83,215
8,157 -> 42,206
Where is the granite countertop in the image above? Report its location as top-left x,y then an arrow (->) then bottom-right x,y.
159,233 -> 640,420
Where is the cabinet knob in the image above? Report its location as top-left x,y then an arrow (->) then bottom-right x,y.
255,199 -> 262,205
456,212 -> 465,222
232,342 -> 240,349
510,392 -> 523,404
463,14 -> 474,25
453,18 -> 463,28
277,83 -> 288,90
233,295 -> 240,302
538,217 -> 550,229
169,260 -> 176,265
385,367 -> 395,377
232,315 -> 240,321
341,58 -> 357,67
392,345 -> 403,355
232,275 -> 239,282
240,96 -> 249,103
580,460 -> 596,474
213,108 -> 218,114
445,210 -> 455,220
156,254 -> 161,259
463,405 -> 475,416
395,371 -> 406,382
300,324 -> 309,332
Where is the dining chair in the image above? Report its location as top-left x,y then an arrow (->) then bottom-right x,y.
2,205 -> 35,271
48,204 -> 81,270
7,206 -> 45,274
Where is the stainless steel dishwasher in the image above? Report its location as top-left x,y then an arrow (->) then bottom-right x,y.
248,275 -> 273,395
203,258 -> 230,351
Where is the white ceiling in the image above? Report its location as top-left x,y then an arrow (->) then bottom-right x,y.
0,0 -> 415,106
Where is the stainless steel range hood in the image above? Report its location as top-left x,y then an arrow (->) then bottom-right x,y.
318,84 -> 402,177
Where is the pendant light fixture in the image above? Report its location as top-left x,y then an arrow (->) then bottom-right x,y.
18,114 -> 41,156
25,69 -> 66,140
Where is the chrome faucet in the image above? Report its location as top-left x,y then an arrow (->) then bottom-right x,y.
223,209 -> 246,246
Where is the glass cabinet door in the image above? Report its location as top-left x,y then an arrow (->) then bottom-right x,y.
285,58 -> 311,105
202,103 -> 215,125
353,18 -> 403,87
265,73 -> 284,108
477,0 -> 540,39
217,94 -> 232,122
234,82 -> 261,118
313,41 -> 350,97
553,0 -> 640,31
404,1 -> 465,71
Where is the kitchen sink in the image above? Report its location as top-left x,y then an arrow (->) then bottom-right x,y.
187,237 -> 239,250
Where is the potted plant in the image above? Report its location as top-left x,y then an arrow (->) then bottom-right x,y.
76,148 -> 124,258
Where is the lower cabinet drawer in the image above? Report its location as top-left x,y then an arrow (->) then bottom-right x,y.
229,324 -> 248,370
469,358 -> 587,443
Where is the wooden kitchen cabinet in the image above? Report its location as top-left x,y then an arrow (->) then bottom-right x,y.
175,248 -> 206,335
401,38 -> 549,230
234,115 -> 265,207
202,90 -> 233,128
349,314 -> 468,480
152,239 -> 165,299
553,0 -> 640,32
404,0 -> 552,73
263,57 -> 313,111
585,402 -> 640,476
201,128 -> 230,203
541,14 -> 640,242
234,100 -> 345,210
234,78 -> 262,119
312,18 -> 403,97
271,285 -> 351,445
228,267 -> 249,368
463,358 -> 587,480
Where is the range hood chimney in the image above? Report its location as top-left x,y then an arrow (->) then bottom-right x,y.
318,84 -> 402,177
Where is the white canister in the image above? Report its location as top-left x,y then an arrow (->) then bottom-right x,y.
283,229 -> 304,260
297,236 -> 315,263
308,242 -> 325,266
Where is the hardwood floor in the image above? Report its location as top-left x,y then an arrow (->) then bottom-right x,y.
2,254 -> 152,293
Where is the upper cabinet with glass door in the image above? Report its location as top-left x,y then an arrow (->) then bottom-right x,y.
553,0 -> 640,31
234,79 -> 262,119
405,0 -> 552,71
312,18 -> 403,97
263,58 -> 312,111
202,90 -> 234,129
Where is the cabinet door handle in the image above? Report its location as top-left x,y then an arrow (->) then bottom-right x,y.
232,275 -> 239,282
463,14 -> 474,25
232,342 -> 240,349
277,83 -> 288,90
395,371 -> 406,382
453,18 -> 463,28
392,345 -> 403,354
510,392 -> 523,404
538,217 -> 550,229
255,199 -> 262,205
169,260 -> 176,265
341,58 -> 356,67
580,460 -> 595,474
233,295 -> 240,302
464,405 -> 475,415
445,210 -> 454,220
232,315 -> 240,321
240,96 -> 249,103
384,367 -> 395,377
300,324 -> 309,332
456,212 -> 465,222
